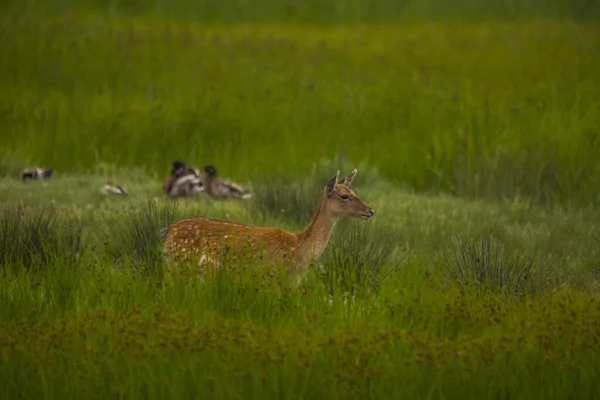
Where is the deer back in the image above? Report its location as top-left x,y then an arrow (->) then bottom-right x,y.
161,216 -> 298,266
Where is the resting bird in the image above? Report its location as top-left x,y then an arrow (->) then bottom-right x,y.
101,184 -> 128,196
20,167 -> 53,182
170,160 -> 200,179
202,164 -> 251,200
163,160 -> 204,199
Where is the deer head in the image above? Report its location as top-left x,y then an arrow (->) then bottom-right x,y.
323,169 -> 375,220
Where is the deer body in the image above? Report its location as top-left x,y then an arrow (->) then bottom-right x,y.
160,169 -> 374,279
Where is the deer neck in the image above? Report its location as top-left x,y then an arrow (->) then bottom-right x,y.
295,194 -> 339,265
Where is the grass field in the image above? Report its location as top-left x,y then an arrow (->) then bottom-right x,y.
1,1 -> 600,398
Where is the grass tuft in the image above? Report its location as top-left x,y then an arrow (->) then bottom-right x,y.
322,220 -> 406,295
103,199 -> 181,277
0,204 -> 82,272
439,235 -> 571,297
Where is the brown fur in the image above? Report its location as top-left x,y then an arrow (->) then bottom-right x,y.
161,169 -> 375,280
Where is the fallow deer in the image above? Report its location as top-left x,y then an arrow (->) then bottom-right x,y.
160,169 -> 375,280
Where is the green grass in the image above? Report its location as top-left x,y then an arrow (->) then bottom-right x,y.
1,13 -> 600,207
2,3 -> 600,398
2,0 -> 600,21
1,169 -> 600,398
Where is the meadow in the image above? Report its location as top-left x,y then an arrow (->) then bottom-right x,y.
1,0 -> 600,398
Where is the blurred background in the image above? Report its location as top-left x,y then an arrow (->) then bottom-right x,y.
1,0 -> 599,207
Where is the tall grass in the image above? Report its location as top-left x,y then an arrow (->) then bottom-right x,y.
2,0 -> 599,21
0,204 -> 82,272
322,219 -> 407,296
101,199 -> 181,277
1,1 -> 600,397
250,172 -> 325,225
0,180 -> 599,398
1,16 -> 599,207
438,235 -> 571,296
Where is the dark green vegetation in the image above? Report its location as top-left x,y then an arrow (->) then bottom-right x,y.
1,1 -> 600,398
2,9 -> 600,207
2,169 -> 599,399
2,0 -> 600,21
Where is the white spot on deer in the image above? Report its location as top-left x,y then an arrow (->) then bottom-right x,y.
198,253 -> 218,267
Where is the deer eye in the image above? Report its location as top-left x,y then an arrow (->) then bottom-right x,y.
340,194 -> 349,200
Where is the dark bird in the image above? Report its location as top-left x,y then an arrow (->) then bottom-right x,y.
202,164 -> 251,200
101,184 -> 128,196
163,160 -> 204,198
20,167 -> 53,182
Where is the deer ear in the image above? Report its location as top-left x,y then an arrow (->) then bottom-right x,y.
338,169 -> 358,187
324,171 -> 339,195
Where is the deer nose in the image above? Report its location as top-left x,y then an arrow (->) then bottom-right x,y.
367,208 -> 375,216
